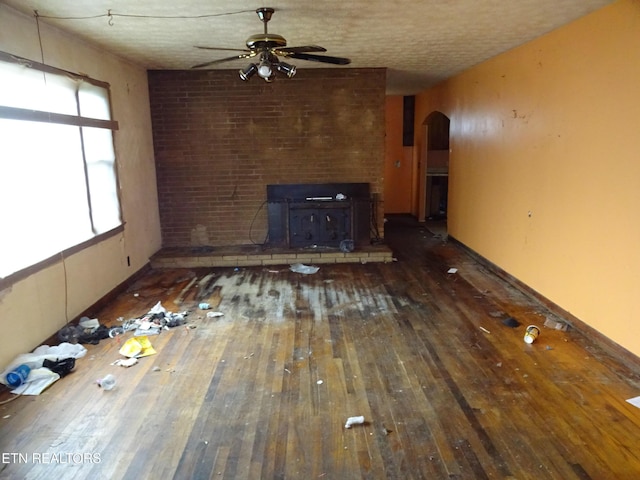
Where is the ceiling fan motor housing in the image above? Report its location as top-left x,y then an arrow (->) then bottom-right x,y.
246,33 -> 287,50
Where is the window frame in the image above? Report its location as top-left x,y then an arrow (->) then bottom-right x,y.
0,51 -> 124,289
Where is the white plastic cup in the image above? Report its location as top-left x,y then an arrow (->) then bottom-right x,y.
97,374 -> 116,390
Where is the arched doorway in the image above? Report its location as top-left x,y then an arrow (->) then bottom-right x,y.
418,111 -> 450,234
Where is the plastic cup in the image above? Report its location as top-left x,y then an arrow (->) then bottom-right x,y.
524,325 -> 540,344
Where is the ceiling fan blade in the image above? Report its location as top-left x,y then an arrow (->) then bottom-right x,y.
195,46 -> 252,53
192,52 -> 257,69
275,45 -> 327,54
286,52 -> 351,65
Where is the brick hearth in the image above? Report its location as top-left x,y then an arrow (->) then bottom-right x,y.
150,243 -> 393,269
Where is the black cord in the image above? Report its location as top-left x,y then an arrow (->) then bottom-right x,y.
370,197 -> 382,242
34,9 -> 255,22
249,200 -> 268,246
34,11 -> 45,64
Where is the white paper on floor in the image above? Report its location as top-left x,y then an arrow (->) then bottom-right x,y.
626,396 -> 640,408
289,263 -> 319,274
10,368 -> 60,395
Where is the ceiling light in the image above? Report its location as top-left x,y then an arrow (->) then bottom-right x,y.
257,58 -> 273,79
239,64 -> 257,81
276,62 -> 297,78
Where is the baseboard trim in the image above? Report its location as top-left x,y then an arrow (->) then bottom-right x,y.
448,235 -> 640,373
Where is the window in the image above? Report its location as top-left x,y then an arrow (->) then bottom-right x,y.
0,52 -> 121,280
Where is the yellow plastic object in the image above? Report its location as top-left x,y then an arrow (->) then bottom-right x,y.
119,336 -> 156,358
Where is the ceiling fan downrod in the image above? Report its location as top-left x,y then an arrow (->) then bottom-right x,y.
256,7 -> 274,34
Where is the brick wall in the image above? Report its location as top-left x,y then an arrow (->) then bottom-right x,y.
148,68 -> 386,248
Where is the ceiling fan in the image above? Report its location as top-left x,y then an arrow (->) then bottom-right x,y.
192,7 -> 351,82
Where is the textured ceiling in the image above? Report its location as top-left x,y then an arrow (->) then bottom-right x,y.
2,0 -> 614,95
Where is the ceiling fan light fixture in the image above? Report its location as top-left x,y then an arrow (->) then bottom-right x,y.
257,59 -> 273,79
276,62 -> 297,78
193,8 -> 351,78
239,63 -> 258,81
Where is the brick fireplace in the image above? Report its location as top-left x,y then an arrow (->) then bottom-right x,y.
147,68 -> 386,251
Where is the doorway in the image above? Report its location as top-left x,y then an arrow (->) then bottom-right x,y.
419,111 -> 450,234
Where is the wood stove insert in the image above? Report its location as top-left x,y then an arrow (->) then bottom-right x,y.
267,183 -> 371,249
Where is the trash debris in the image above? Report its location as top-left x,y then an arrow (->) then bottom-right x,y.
447,268 -> 458,274
479,326 -> 491,334
317,380 -> 324,385
524,325 -> 541,344
97,374 -> 116,390
344,415 -> 365,429
133,319 -> 162,337
339,239 -> 354,253
120,301 -> 187,336
206,311 -> 224,318
111,358 -> 138,368
56,325 -> 80,344
626,396 -> 640,409
42,358 -> 75,377
78,316 -> 100,333
57,315 -> 111,345
544,316 -> 569,331
502,317 -> 521,328
0,343 -> 87,394
345,416 -> 365,429
199,303 -> 211,310
152,366 -> 161,372
290,263 -> 320,275
119,336 -> 156,358
6,364 -> 30,388
8,368 -> 60,396
109,327 -> 125,338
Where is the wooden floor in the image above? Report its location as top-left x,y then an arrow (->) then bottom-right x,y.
2,217 -> 640,479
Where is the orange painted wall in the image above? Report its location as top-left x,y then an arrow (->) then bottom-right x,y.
414,0 -> 640,356
384,96 -> 413,213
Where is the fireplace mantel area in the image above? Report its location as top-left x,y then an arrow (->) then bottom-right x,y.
150,183 -> 392,269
